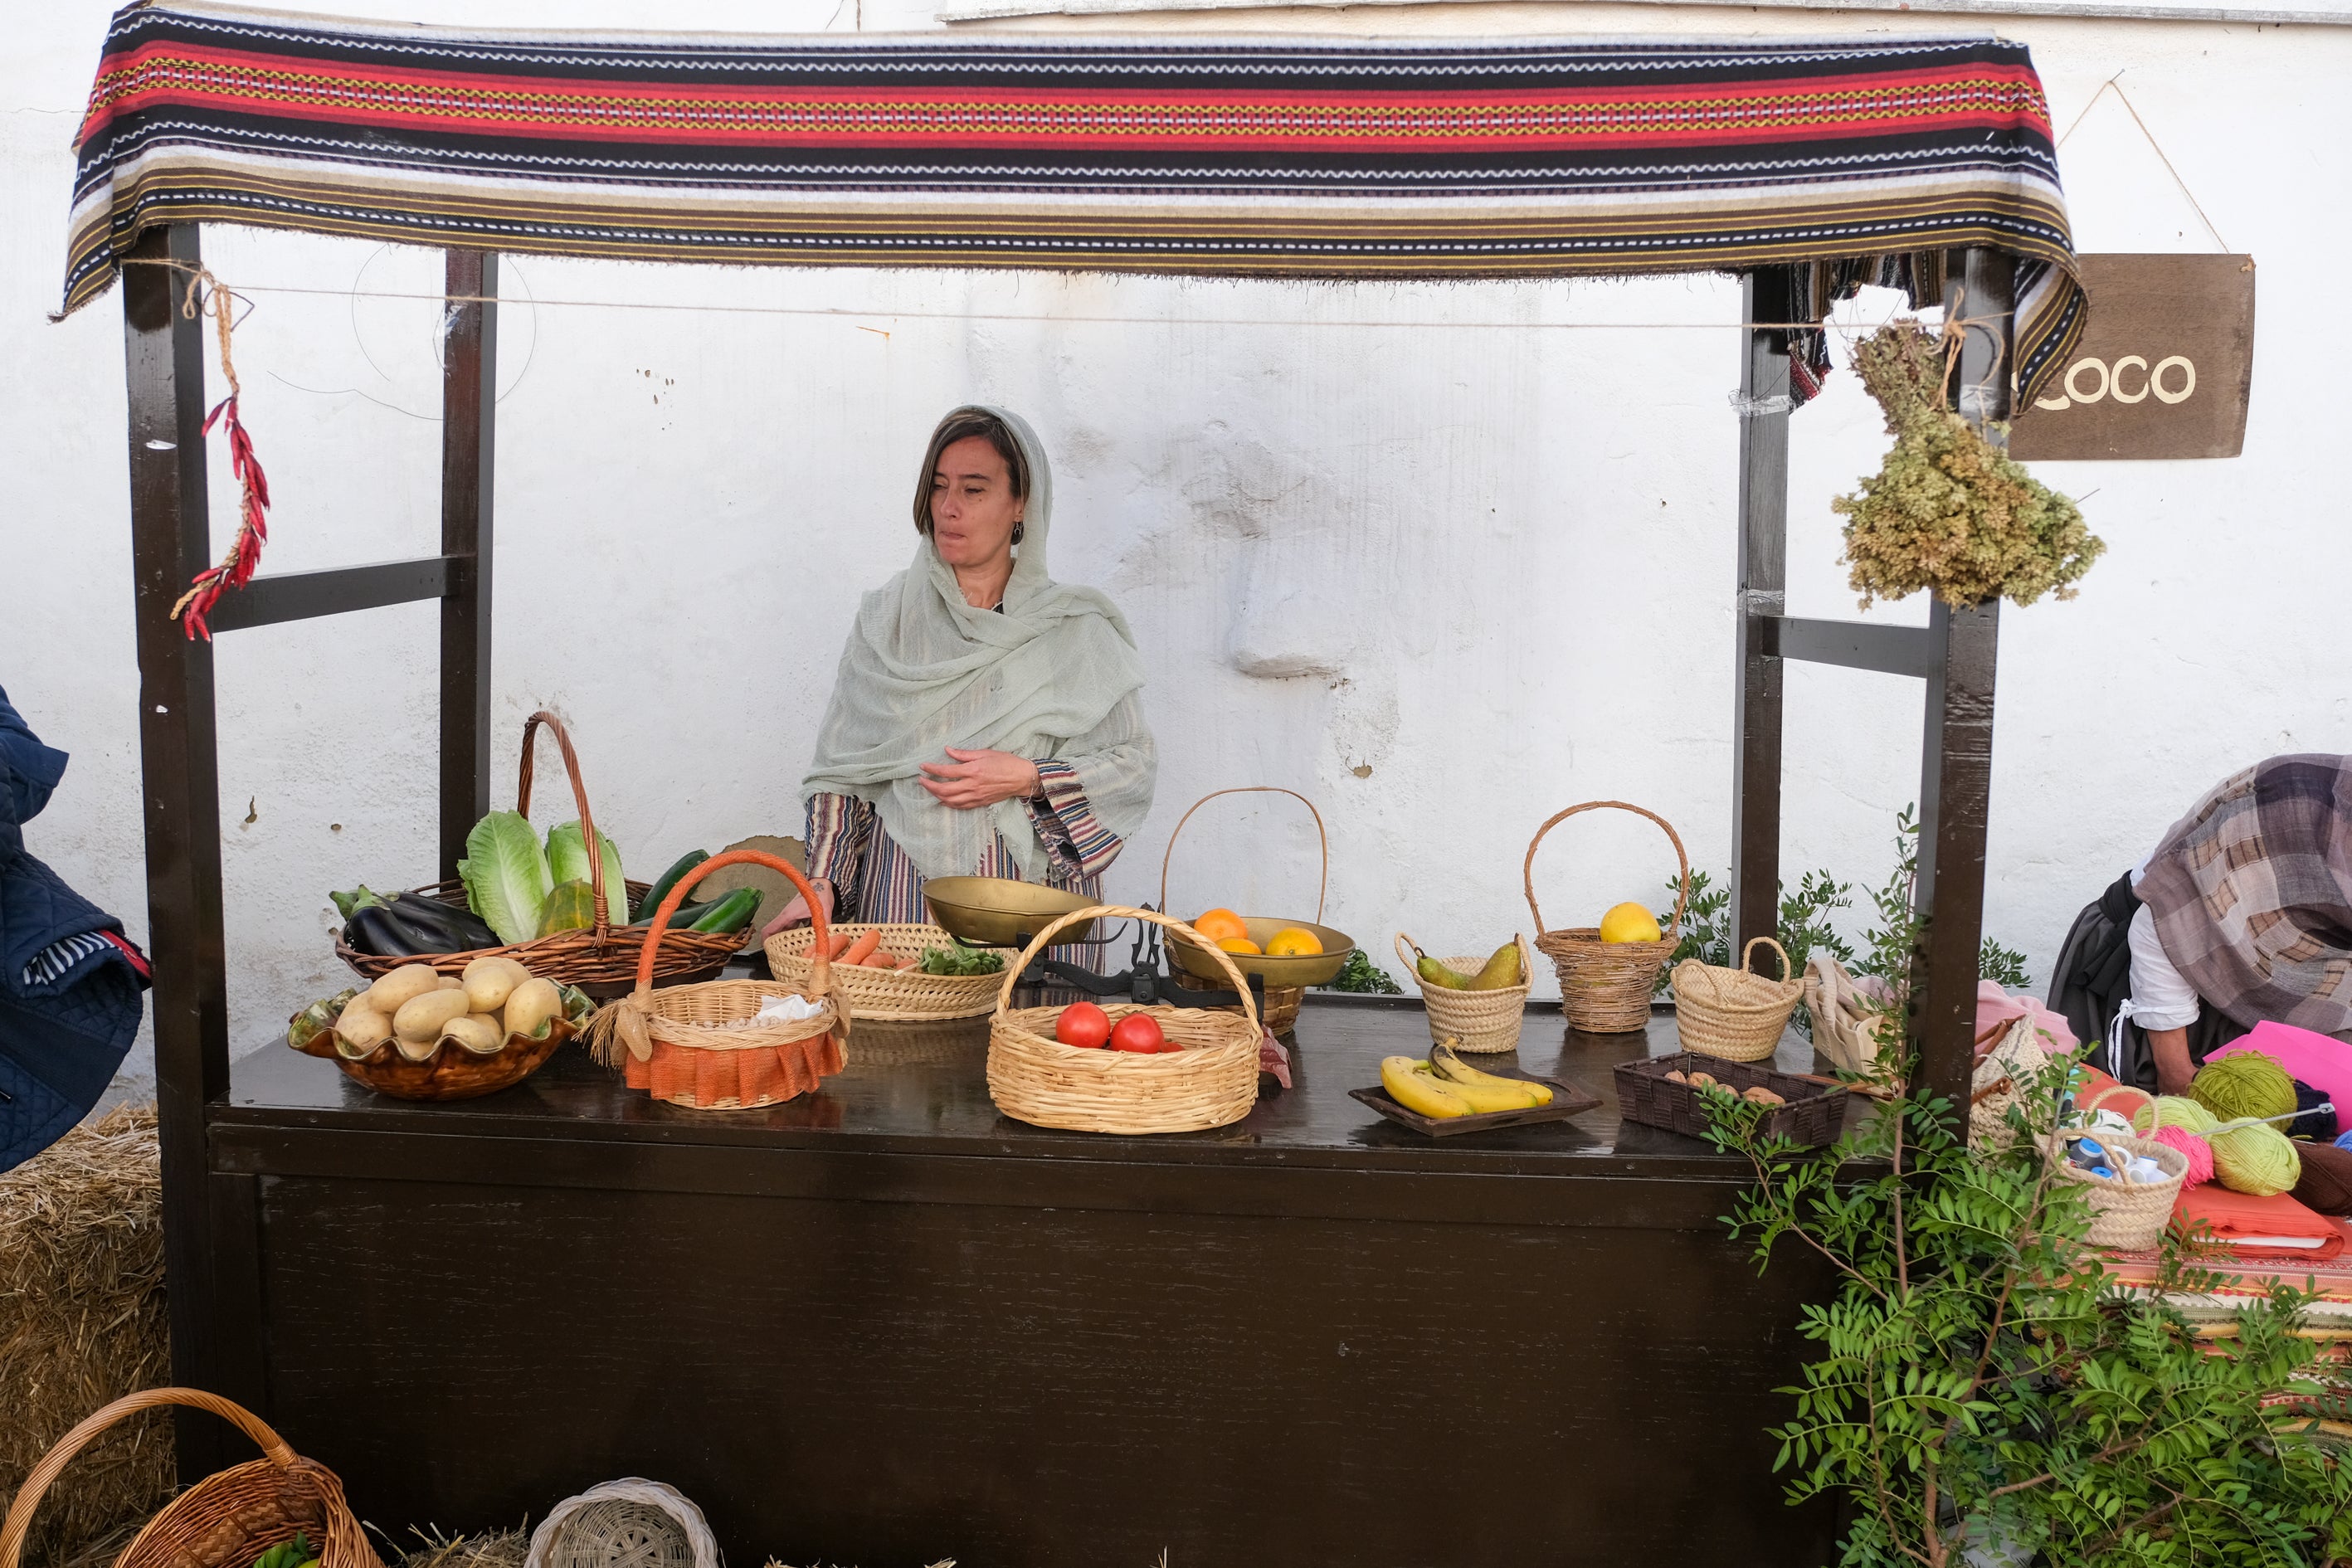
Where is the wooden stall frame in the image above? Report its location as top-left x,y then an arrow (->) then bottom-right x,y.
120,221 -> 2014,1476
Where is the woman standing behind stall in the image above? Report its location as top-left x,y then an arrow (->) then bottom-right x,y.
764,407 -> 1156,934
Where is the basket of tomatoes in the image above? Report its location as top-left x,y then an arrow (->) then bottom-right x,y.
986,905 -> 1264,1134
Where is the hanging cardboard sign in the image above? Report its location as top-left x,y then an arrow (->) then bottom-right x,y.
2008,254 -> 2255,460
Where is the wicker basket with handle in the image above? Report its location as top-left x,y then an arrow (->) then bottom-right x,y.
1671,936 -> 1805,1063
767,922 -> 1002,1022
988,906 -> 1264,1134
1157,786 -> 1345,1035
334,712 -> 742,996
597,850 -> 847,1110
0,1389 -> 382,1568
2046,1132 -> 2189,1250
1523,801 -> 1692,1033
1395,932 -> 1532,1053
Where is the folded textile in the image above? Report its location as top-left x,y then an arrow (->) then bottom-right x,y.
1977,979 -> 2077,1054
2172,1184 -> 2346,1261
2293,1142 -> 2352,1217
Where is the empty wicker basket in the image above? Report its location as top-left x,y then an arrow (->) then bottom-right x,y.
988,906 -> 1263,1134
1671,937 -> 1804,1063
1523,801 -> 1692,1033
1395,932 -> 1531,1053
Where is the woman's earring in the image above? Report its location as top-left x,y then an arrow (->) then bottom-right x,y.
1011,520 -> 1026,545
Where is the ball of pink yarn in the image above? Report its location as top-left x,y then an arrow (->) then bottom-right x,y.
2150,1123 -> 2214,1188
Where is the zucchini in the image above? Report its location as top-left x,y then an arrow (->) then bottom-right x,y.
632,850 -> 709,923
687,887 -> 762,935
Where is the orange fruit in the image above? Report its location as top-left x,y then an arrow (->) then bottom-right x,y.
1192,908 -> 1249,943
1216,936 -> 1264,955
1265,926 -> 1324,957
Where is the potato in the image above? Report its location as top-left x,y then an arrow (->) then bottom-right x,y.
364,964 -> 442,1017
334,1001 -> 392,1059
438,974 -> 465,990
440,1015 -> 504,1056
462,955 -> 533,1014
503,977 -> 563,1040
393,1033 -> 441,1063
393,987 -> 472,1043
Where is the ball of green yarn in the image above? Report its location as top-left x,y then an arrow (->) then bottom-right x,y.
2132,1094 -> 2218,1136
2190,1050 -> 2296,1124
2210,1122 -> 2302,1197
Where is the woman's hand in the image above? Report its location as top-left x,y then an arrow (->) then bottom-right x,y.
761,877 -> 835,939
918,747 -> 1041,811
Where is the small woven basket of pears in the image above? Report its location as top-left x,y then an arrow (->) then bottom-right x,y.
1395,933 -> 1531,1053
1523,801 -> 1692,1034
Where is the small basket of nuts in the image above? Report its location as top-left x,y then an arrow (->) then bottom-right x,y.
1614,1050 -> 1848,1147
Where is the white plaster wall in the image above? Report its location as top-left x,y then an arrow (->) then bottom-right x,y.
3,0 -> 2348,1085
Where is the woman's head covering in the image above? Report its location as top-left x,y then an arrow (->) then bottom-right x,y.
800,407 -> 1152,882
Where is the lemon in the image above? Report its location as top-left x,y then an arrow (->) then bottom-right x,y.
1265,926 -> 1324,957
1598,902 -> 1663,945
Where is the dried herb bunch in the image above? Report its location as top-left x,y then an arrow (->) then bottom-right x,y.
1833,321 -> 2105,610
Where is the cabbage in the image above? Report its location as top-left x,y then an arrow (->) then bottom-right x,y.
545,821 -> 626,925
458,811 -> 552,945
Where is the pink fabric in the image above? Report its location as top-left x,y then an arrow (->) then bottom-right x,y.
2209,1021 -> 2352,1123
2151,1124 -> 2214,1189
1976,980 -> 2078,1056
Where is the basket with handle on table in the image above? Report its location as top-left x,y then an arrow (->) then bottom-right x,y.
594,850 -> 848,1110
1394,931 -> 1534,1053
989,906 -> 1265,1134
1156,786 -> 1354,1035
1671,935 -> 1805,1063
333,711 -> 743,997
1522,800 -> 1692,1034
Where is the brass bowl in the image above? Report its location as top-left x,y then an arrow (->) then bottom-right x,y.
923,876 -> 1103,948
1166,915 -> 1355,989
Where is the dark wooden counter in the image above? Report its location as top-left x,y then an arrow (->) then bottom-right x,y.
210,999 -> 1841,1567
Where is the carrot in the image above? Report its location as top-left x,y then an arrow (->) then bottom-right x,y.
826,931 -> 854,960
840,928 -> 883,966
865,952 -> 902,970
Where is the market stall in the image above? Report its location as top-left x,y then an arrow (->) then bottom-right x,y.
60,7 -> 2083,1563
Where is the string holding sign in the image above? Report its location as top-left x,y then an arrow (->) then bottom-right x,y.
165,267 -> 273,642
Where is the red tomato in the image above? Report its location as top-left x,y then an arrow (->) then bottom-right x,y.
1109,1014 -> 1166,1054
1056,1001 -> 1112,1049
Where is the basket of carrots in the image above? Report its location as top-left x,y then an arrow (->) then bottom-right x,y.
767,923 -> 1006,1023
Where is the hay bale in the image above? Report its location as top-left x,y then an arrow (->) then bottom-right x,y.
396,1529 -> 530,1568
1,1103 -> 172,1566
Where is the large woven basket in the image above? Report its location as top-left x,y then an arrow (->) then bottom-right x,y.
988,906 -> 1264,1134
2048,1132 -> 2188,1250
1395,932 -> 1532,1053
767,922 -> 1002,1022
335,712 -> 740,996
598,851 -> 846,1110
0,1389 -> 382,1568
1523,801 -> 1692,1033
1671,937 -> 1804,1063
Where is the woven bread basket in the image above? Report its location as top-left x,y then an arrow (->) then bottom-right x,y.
597,850 -> 846,1110
767,922 -> 1002,1021
988,906 -> 1264,1134
1395,933 -> 1532,1053
335,712 -> 740,996
2045,1132 -> 2188,1251
1523,801 -> 1692,1033
1672,937 -> 1805,1063
0,1389 -> 382,1568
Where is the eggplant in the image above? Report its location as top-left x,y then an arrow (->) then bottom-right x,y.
386,894 -> 499,951
340,895 -> 499,957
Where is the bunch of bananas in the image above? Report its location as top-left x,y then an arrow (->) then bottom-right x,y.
1380,1040 -> 1555,1118
1407,937 -> 1523,991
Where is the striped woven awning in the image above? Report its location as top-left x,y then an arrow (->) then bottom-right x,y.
61,2 -> 2086,399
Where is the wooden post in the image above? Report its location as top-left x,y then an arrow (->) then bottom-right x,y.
439,250 -> 497,879
1731,267 -> 1793,967
122,223 -> 233,1475
1908,249 -> 2013,1115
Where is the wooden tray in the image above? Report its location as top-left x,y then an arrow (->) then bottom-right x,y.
1349,1072 -> 1601,1137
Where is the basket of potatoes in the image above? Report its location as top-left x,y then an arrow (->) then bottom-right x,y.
1614,1050 -> 1847,1147
286,956 -> 594,1101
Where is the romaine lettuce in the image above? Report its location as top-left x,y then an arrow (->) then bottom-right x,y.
458,810 -> 552,945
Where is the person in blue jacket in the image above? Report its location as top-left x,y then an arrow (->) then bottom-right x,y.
1,685 -> 149,1172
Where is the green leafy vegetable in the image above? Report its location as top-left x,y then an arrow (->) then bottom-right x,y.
1321,951 -> 1402,994
457,810 -> 552,945
546,820 -> 626,924
919,945 -> 1006,976
252,1534 -> 314,1568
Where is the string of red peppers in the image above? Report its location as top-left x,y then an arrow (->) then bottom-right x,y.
168,267 -> 271,641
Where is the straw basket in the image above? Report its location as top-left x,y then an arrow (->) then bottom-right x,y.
2046,1132 -> 2188,1251
767,923 -> 1001,1022
1671,937 -> 1805,1063
1523,801 -> 1692,1033
598,851 -> 846,1110
1157,786 -> 1349,1035
1395,933 -> 1532,1053
988,907 -> 1264,1134
0,1389 -> 381,1568
334,712 -> 741,996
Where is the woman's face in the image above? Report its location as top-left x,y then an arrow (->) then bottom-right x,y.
928,434 -> 1024,569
